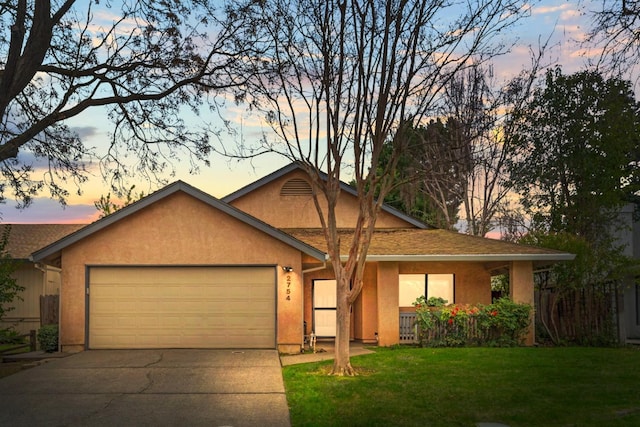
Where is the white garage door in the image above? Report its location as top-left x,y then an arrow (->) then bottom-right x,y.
88,266 -> 276,349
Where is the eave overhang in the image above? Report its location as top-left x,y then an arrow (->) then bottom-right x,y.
341,253 -> 576,262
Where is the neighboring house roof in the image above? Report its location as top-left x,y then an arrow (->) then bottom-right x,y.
284,228 -> 575,262
222,162 -> 432,229
1,224 -> 86,260
31,181 -> 327,263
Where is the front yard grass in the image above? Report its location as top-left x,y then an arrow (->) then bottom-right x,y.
283,346 -> 640,427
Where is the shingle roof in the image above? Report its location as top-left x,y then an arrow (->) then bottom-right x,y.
283,228 -> 574,262
0,224 -> 86,259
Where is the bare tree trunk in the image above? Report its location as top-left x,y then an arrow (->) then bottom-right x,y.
332,277 -> 355,376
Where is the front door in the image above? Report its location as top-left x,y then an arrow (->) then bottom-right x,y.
313,280 -> 337,337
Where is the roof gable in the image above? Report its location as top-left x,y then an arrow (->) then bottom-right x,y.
223,162 -> 431,229
31,181 -> 326,262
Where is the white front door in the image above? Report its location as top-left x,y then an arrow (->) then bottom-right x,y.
313,280 -> 337,337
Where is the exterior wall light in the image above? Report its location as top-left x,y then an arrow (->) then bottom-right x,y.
282,266 -> 294,272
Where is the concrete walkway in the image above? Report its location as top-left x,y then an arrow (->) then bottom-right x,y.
280,341 -> 375,366
0,349 -> 290,427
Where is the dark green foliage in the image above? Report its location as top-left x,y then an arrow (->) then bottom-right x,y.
37,325 -> 59,353
0,226 -> 23,322
509,68 -> 640,241
521,232 -> 630,289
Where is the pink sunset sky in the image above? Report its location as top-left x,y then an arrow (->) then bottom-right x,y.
1,1 -> 611,225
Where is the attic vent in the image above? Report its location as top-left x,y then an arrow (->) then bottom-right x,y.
281,178 -> 312,196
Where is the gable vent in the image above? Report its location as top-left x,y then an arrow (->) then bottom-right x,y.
281,178 -> 313,196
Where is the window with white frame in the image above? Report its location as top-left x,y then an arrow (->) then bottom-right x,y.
399,273 -> 455,307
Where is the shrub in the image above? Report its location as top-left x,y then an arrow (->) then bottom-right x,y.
38,325 -> 59,353
414,297 -> 532,347
425,296 -> 447,307
0,328 -> 25,344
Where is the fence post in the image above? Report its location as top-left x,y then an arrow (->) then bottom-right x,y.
29,330 -> 36,351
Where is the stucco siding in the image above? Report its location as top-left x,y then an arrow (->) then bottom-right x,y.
229,170 -> 414,229
510,261 -> 535,345
354,264 -> 378,343
376,262 -> 400,346
58,192 -> 304,352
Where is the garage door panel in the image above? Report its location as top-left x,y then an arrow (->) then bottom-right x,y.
89,267 -> 276,349
90,267 -> 274,284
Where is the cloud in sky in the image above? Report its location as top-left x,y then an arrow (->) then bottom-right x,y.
1,197 -> 98,224
534,3 -> 574,15
72,125 -> 101,140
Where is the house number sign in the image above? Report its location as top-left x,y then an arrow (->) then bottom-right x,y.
286,274 -> 292,301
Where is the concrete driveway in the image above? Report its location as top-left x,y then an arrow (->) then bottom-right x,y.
0,349 -> 291,427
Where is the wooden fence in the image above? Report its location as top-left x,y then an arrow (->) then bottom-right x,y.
399,312 -> 526,347
40,295 -> 59,326
399,312 -> 418,343
535,281 -> 618,345
399,313 -> 489,345
0,330 -> 36,355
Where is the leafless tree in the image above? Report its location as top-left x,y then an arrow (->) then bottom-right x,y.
0,0 -> 248,206
442,61 -> 543,237
228,0 -> 533,375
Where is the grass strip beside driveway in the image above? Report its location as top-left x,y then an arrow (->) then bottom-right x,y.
283,347 -> 640,427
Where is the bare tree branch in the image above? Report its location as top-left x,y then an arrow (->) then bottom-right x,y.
0,0 -> 251,205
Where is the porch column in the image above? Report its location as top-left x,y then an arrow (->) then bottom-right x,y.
510,261 -> 535,345
376,262 -> 399,346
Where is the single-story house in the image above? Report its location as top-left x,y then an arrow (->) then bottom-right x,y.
12,163 -> 573,353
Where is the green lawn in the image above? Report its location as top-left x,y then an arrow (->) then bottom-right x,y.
283,346 -> 640,427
